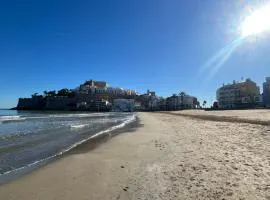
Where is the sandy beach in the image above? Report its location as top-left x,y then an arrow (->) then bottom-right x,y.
0,110 -> 269,200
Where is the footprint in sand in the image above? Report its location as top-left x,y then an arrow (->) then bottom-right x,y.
154,140 -> 166,151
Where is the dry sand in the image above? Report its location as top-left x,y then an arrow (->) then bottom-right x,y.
171,109 -> 270,123
0,111 -> 269,200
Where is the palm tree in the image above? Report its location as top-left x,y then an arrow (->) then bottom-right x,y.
179,92 -> 186,96
196,101 -> 200,109
203,100 -> 207,108
179,92 -> 186,109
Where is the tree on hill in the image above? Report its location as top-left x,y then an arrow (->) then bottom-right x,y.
57,88 -> 70,96
47,90 -> 56,97
57,89 -> 76,97
31,93 -> 43,98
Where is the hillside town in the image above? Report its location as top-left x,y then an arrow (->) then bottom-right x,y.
16,77 -> 270,111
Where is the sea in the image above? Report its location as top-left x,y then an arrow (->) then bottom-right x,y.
0,109 -> 135,182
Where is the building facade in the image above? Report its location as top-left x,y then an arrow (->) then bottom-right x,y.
112,99 -> 135,112
216,79 -> 260,109
137,90 -> 160,111
166,94 -> 180,110
78,80 -> 136,97
263,77 -> 270,107
166,92 -> 198,110
157,97 -> 167,111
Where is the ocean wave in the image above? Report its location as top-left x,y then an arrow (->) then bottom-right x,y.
47,113 -> 115,118
0,113 -> 116,124
1,112 -> 130,122
63,114 -> 136,153
15,113 -> 115,120
0,116 -> 21,120
69,124 -> 89,129
69,116 -> 132,129
0,116 -> 26,123
0,114 -> 136,176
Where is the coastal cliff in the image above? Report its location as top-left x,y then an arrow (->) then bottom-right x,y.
17,96 -> 78,111
17,96 -> 45,110
45,96 -> 77,110
16,95 -> 110,111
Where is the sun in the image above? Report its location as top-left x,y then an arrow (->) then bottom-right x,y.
241,4 -> 270,37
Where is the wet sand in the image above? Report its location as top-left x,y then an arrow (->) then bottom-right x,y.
0,111 -> 269,200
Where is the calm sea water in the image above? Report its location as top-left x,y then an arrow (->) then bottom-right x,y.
0,109 -> 135,176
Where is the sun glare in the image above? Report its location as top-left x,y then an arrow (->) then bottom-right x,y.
241,4 -> 270,37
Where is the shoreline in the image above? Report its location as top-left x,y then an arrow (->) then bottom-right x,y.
67,116 -> 140,155
0,114 -> 137,185
0,111 -> 269,200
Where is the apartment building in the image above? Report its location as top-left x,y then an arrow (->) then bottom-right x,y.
216,78 -> 260,109
166,92 -> 198,110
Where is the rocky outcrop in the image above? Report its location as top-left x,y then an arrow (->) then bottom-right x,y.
16,95 -> 110,111
16,96 -> 78,110
17,96 -> 45,110
45,96 -> 77,110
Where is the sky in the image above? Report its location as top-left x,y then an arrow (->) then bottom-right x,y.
0,0 -> 270,108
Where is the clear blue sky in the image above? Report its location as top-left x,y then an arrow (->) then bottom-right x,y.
0,0 -> 269,108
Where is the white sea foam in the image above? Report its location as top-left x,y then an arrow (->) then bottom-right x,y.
62,114 -> 136,153
0,113 -> 116,123
47,113 -> 114,118
0,116 -> 26,123
0,114 -> 136,176
13,113 -> 111,120
70,124 -> 89,129
2,112 -> 127,121
0,116 -> 21,119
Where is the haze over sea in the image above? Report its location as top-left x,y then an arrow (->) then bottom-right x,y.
0,109 -> 135,179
